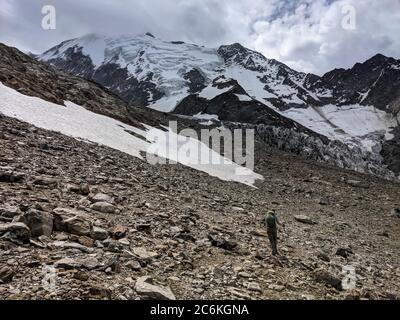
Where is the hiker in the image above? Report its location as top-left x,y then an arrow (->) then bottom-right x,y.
264,209 -> 284,256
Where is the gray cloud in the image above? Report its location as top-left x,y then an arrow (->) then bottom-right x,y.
1,0 -> 400,75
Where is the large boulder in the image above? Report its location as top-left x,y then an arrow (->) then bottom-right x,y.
135,276 -> 176,300
52,208 -> 91,236
15,209 -> 53,237
0,222 -> 30,244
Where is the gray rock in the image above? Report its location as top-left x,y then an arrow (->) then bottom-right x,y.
294,215 -> 316,225
391,208 -> 400,218
247,282 -> 262,293
54,258 -> 82,269
51,240 -> 94,253
0,266 -> 15,283
131,247 -> 159,262
91,193 -> 113,204
0,205 -> 21,219
32,175 -> 58,188
135,276 -> 176,300
346,180 -> 369,189
0,222 -> 30,244
336,247 -> 354,258
208,234 -> 238,251
15,209 -> 53,237
125,260 -> 142,271
91,226 -> 109,241
52,207 -> 91,236
0,167 -> 24,183
312,268 -> 342,291
110,225 -> 128,239
90,202 -> 116,214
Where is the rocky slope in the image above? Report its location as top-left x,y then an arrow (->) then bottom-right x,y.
38,34 -> 400,179
0,114 -> 399,300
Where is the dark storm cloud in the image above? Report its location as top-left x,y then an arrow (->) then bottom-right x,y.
1,0 -> 400,74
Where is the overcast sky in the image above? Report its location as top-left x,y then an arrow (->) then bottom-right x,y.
1,0 -> 400,75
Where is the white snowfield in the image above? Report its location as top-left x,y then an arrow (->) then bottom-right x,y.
279,104 -> 397,152
0,83 -> 263,187
39,33 -> 319,112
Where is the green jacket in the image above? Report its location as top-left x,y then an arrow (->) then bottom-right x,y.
264,212 -> 277,229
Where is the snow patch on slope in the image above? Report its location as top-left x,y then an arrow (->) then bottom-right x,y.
279,104 -> 397,151
0,83 -> 262,187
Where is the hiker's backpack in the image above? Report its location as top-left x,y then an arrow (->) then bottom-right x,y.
265,213 -> 277,228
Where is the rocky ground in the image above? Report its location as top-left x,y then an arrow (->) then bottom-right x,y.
0,114 -> 399,300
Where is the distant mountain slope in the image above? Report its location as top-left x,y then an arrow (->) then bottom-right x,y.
38,33 -> 400,178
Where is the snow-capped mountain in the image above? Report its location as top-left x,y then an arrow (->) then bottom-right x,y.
39,33 -> 400,178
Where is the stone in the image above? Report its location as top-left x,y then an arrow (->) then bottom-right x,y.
90,202 -> 116,214
294,215 -> 316,225
346,180 -> 369,189
131,247 -> 159,262
0,205 -> 21,219
227,287 -> 251,299
317,252 -> 331,262
78,236 -> 94,247
125,260 -> 142,271
79,256 -> 101,270
268,284 -> 285,292
312,268 -> 342,291
0,222 -> 30,244
32,176 -> 58,188
0,167 -> 24,183
318,197 -> 330,205
51,240 -> 94,253
391,208 -> 400,218
89,285 -> 112,299
74,271 -> 90,281
52,207 -> 91,236
135,276 -> 176,300
80,183 -> 90,195
0,266 -> 15,283
15,209 -> 53,237
336,247 -> 354,258
247,282 -> 262,293
208,234 -> 238,251
111,225 -> 128,239
91,226 -> 109,241
54,258 -> 82,269
91,193 -> 113,204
